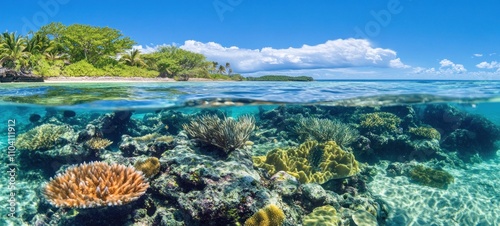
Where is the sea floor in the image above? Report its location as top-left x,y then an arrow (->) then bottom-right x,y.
369,151 -> 500,226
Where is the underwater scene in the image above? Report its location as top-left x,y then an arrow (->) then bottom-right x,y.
1,81 -> 499,226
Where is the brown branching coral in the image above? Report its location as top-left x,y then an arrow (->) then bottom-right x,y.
183,114 -> 255,152
134,157 -> 161,178
44,162 -> 149,208
85,137 -> 113,150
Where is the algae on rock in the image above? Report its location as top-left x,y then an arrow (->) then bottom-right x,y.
253,140 -> 360,184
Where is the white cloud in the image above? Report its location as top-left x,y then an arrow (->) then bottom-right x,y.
439,59 -> 467,73
179,39 -> 409,73
473,53 -> 483,57
411,59 -> 467,77
132,44 -> 169,54
476,61 -> 500,71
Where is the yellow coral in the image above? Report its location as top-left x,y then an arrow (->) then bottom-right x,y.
244,204 -> 285,226
302,205 -> 339,226
409,127 -> 441,140
134,157 -> 161,178
44,161 -> 149,208
85,137 -> 113,150
360,112 -> 401,133
16,124 -> 71,151
253,141 -> 359,184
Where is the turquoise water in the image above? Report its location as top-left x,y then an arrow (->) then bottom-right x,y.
1,80 -> 499,225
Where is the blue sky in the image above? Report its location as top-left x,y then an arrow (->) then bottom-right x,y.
2,0 -> 500,79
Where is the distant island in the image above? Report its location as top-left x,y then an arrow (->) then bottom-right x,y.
0,22 -> 311,82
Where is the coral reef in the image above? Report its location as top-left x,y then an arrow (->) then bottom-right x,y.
359,112 -> 401,134
408,126 -> 441,140
44,162 -> 149,208
302,205 -> 339,226
253,140 -> 360,184
85,137 -> 113,150
16,124 -> 73,151
422,104 -> 500,158
183,114 -> 255,152
244,204 -> 285,226
134,157 -> 161,178
292,116 -> 358,147
409,165 -> 454,189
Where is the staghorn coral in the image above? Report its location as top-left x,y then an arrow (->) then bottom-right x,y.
302,205 -> 339,226
409,165 -> 454,189
44,161 -> 149,208
85,137 -> 113,150
134,157 -> 161,178
409,126 -> 441,140
183,114 -> 255,153
244,204 -> 285,226
359,112 -> 401,134
292,116 -> 358,147
16,124 -> 72,151
253,140 -> 360,184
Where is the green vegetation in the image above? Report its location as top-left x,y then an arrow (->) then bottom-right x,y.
246,75 -> 314,81
0,22 -> 242,80
409,165 -> 454,189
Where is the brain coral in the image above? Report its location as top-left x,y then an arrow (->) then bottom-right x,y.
253,140 -> 360,184
244,204 -> 285,226
44,162 -> 149,208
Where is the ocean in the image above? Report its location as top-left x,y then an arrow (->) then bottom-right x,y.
0,80 -> 499,226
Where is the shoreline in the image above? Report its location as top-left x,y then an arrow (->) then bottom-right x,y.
42,76 -> 227,83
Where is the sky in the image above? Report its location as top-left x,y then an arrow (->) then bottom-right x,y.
1,0 -> 500,79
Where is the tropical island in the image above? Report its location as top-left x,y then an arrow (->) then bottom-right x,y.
0,22 -> 312,82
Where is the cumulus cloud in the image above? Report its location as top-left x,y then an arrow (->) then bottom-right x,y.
476,61 -> 500,71
439,59 -> 467,73
133,44 -> 168,54
412,59 -> 467,76
179,39 -> 409,72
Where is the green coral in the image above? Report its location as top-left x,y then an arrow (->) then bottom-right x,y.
244,204 -> 285,226
292,117 -> 358,147
253,141 -> 360,184
302,205 -> 339,226
16,124 -> 72,151
359,112 -> 401,134
409,165 -> 454,189
409,127 -> 441,140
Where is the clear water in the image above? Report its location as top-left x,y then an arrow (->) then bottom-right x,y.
1,80 -> 499,226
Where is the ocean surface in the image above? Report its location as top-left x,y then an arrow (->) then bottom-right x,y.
0,80 -> 499,226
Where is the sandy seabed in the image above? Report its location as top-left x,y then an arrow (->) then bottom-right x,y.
369,153 -> 500,226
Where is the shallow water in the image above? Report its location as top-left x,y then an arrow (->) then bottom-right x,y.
1,80 -> 499,226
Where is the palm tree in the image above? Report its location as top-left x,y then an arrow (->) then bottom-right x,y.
218,65 -> 226,74
0,32 -> 28,70
212,61 -> 218,74
120,49 -> 146,67
225,62 -> 232,75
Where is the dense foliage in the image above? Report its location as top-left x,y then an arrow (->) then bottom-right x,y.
1,22 -> 312,81
246,75 -> 314,81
